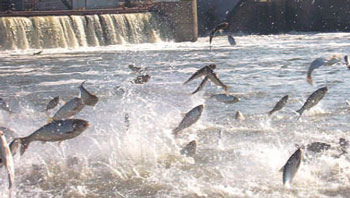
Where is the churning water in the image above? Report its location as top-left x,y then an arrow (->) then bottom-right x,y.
1,33 -> 350,197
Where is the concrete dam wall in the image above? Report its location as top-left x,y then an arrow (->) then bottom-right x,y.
0,0 -> 198,50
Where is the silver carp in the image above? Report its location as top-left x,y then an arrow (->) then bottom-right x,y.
268,95 -> 289,116
192,76 -> 209,95
0,127 -> 18,168
184,64 -> 216,85
306,57 -> 326,85
46,96 -> 60,111
19,119 -> 89,155
128,64 -> 142,73
52,97 -> 85,121
296,86 -> 328,117
345,55 -> 349,67
306,142 -> 330,153
133,74 -> 151,84
79,81 -> 99,106
281,148 -> 302,187
307,56 -> 342,85
180,140 -> 197,157
0,130 -> 15,193
173,105 -> 204,136
209,22 -> 229,45
210,94 -> 239,104
228,35 -> 236,46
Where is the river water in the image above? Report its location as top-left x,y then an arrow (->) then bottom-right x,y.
0,33 -> 350,197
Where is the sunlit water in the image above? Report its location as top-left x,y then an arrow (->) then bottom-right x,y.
1,33 -> 350,197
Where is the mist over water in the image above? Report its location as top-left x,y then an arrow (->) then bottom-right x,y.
1,33 -> 350,197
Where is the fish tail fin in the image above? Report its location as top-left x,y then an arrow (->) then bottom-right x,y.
268,110 -> 274,117
296,108 -> 304,116
172,128 -> 180,137
47,117 -> 54,123
19,137 -> 31,156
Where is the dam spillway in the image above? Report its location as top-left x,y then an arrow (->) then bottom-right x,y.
0,13 -> 170,50
0,0 -> 198,50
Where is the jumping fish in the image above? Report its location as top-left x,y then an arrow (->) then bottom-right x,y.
209,22 -> 229,45
281,148 -> 302,187
207,69 -> 229,92
19,119 -> 90,155
180,140 -> 197,157
184,64 -> 216,85
306,142 -> 331,153
296,86 -> 328,117
228,35 -> 236,46
33,50 -> 43,55
345,55 -> 349,69
210,94 -> 239,104
0,127 -> 18,167
268,95 -> 289,116
173,105 -> 204,136
0,130 -> 15,194
51,97 -> 85,121
128,65 -> 142,73
79,81 -> 99,106
192,76 -> 209,95
133,74 -> 151,84
46,96 -> 60,111
306,56 -> 342,85
235,111 -> 245,121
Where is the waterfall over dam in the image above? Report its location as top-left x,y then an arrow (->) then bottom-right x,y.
0,13 -> 171,50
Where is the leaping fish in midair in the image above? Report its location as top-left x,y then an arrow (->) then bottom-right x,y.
209,22 -> 229,46
280,148 -> 302,188
306,55 -> 342,85
45,96 -> 60,111
344,55 -> 349,69
184,64 -> 216,85
268,95 -> 289,116
228,35 -> 236,46
0,130 -> 15,196
50,97 -> 85,122
296,86 -> 328,118
173,105 -> 204,136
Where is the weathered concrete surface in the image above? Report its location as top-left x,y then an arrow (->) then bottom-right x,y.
228,0 -> 350,34
153,0 -> 198,42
